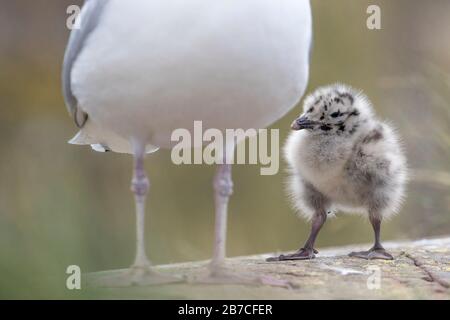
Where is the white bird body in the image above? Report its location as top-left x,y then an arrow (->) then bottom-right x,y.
63,0 -> 313,284
70,0 -> 312,152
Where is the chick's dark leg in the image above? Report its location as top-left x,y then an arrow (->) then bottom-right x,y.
349,215 -> 394,260
267,211 -> 326,261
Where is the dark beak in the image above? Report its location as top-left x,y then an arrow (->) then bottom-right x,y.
291,116 -> 319,130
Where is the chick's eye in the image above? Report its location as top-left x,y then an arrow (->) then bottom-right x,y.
330,111 -> 341,118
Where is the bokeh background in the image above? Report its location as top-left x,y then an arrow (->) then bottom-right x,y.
0,0 -> 449,299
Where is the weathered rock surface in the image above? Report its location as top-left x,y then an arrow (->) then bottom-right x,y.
85,237 -> 450,299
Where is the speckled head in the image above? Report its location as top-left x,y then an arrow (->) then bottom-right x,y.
291,83 -> 374,136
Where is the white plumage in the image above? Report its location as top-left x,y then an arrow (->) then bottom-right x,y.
70,0 -> 311,153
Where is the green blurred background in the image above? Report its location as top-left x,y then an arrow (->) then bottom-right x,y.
0,0 -> 449,298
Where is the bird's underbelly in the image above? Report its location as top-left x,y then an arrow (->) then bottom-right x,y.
311,176 -> 362,207
71,0 -> 311,148
299,166 -> 353,200
297,158 -> 363,207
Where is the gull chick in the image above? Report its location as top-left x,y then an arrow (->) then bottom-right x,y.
269,84 -> 407,261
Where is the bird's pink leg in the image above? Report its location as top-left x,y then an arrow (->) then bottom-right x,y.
192,158 -> 292,288
125,143 -> 184,283
88,142 -> 182,287
210,163 -> 233,269
131,144 -> 152,268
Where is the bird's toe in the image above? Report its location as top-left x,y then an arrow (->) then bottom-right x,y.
367,249 -> 394,260
266,248 -> 316,262
348,249 -> 394,260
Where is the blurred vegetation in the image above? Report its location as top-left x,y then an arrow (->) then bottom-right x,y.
0,0 -> 449,299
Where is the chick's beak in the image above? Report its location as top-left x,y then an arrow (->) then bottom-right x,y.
291,116 -> 319,130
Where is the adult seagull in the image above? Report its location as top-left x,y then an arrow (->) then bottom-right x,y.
63,0 -> 312,286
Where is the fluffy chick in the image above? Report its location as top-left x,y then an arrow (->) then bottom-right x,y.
269,83 -> 407,261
